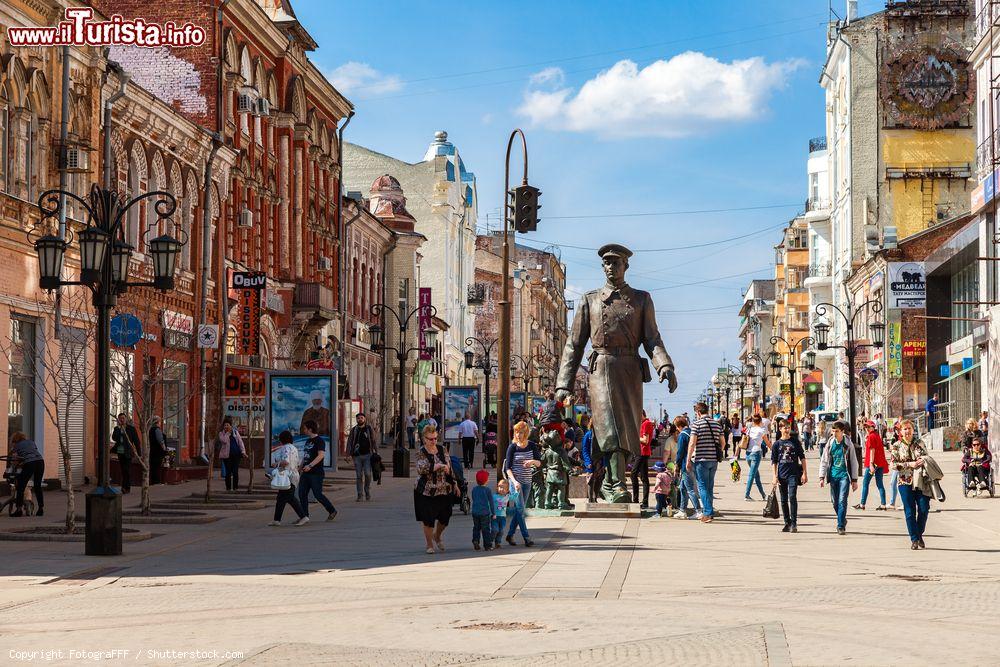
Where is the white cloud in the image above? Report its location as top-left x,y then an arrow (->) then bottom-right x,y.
481,112 -> 494,125
518,52 -> 802,138
529,66 -> 566,88
328,61 -> 402,96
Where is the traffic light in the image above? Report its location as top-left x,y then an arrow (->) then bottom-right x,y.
512,184 -> 540,233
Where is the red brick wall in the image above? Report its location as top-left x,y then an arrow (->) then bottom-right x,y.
91,0 -> 219,129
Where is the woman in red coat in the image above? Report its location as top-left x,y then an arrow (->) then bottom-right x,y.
855,420 -> 888,510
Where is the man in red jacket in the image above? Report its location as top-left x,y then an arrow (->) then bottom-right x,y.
631,410 -> 656,509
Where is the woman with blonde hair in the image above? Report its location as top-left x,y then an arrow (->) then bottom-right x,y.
413,424 -> 455,554
502,420 -> 540,546
890,419 -> 932,549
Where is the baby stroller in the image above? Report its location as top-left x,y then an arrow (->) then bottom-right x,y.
450,454 -> 471,515
962,463 -> 995,497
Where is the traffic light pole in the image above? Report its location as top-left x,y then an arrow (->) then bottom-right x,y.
498,129 -> 528,477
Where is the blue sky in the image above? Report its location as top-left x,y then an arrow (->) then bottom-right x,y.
297,0 -> 886,416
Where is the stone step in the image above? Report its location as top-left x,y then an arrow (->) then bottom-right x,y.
573,499 -> 642,519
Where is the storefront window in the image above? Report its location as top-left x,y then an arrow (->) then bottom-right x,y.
951,263 -> 979,342
8,317 -> 37,440
162,361 -> 186,453
110,349 -> 135,426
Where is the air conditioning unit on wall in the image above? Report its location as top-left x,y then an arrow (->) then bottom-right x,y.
255,97 -> 271,117
317,256 -> 333,272
238,208 -> 253,228
62,146 -> 89,172
237,92 -> 255,114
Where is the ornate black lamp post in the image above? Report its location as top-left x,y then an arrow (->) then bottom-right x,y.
509,353 -> 535,392
813,300 -> 885,444
465,335 -> 498,424
369,302 -> 438,476
32,184 -> 183,556
726,364 -> 755,425
744,351 -> 767,414
769,335 -> 817,430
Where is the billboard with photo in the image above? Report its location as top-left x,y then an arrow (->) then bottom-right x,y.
510,391 -> 527,418
266,371 -> 337,469
529,394 -> 546,417
443,386 -> 481,441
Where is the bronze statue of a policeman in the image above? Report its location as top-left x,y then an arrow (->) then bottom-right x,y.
555,243 -> 677,503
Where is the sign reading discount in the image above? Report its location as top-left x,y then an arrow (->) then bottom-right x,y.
232,271 -> 265,356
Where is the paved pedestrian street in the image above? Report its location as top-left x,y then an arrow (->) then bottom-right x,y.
0,450 -> 997,666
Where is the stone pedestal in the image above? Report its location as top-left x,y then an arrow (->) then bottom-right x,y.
573,500 -> 641,519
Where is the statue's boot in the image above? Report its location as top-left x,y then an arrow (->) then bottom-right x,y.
602,450 -> 632,503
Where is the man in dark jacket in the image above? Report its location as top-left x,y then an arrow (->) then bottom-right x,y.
112,413 -> 140,493
346,412 -> 376,501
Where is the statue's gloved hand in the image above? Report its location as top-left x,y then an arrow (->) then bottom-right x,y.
659,367 -> 678,393
555,389 -> 570,403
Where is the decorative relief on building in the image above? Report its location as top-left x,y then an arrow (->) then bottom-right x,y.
880,44 -> 972,129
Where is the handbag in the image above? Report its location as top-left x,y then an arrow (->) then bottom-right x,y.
763,489 -> 780,519
270,468 -> 292,490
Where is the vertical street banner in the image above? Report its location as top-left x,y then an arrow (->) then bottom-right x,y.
232,271 -> 266,355
418,287 -> 432,360
887,321 -> 902,378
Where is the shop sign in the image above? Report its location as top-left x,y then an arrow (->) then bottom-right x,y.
887,262 -> 926,309
162,310 -> 194,350
902,340 -> 926,356
232,272 -> 265,356
887,322 -> 902,378
354,321 -> 371,350
418,287 -> 432,361
223,367 -> 266,437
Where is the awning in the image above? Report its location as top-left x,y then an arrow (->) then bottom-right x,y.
934,362 -> 981,386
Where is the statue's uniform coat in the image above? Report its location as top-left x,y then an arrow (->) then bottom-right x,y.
556,283 -> 673,456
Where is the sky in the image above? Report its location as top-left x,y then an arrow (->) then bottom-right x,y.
296,0 -> 887,417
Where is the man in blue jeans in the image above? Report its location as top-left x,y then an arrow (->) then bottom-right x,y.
347,412 -> 376,501
298,419 -> 338,522
819,420 -> 858,535
687,402 -> 725,523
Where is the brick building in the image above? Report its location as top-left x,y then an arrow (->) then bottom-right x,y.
0,0 -> 236,484
95,0 -> 353,459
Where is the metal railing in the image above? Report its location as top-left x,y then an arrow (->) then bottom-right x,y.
976,0 -> 1000,42
806,197 -> 831,212
807,263 -> 833,279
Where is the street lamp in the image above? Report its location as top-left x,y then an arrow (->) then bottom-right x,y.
31,184 -> 182,556
510,353 -> 538,392
465,335 -> 498,427
369,301 -> 438,475
769,334 -> 816,430
744,351 -> 766,415
813,299 -> 884,446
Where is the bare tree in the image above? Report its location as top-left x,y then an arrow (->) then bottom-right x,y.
0,288 -> 97,533
857,372 -> 903,420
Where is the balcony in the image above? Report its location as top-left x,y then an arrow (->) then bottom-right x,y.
977,131 -> 1000,180
805,197 -> 831,213
293,282 -> 336,320
976,0 -> 1000,42
804,262 -> 833,288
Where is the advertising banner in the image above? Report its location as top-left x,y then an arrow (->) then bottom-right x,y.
443,386 -> 481,441
510,391 -> 527,419
903,340 -> 927,357
266,371 -> 337,469
887,262 -> 926,309
418,287 -> 432,360
529,394 -> 546,416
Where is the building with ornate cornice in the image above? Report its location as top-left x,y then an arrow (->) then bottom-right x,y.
0,0 -> 236,484
91,0 -> 354,463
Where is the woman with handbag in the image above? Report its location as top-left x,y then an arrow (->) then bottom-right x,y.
217,417 -> 247,492
267,430 -> 308,527
414,425 -> 456,554
890,420 -> 932,550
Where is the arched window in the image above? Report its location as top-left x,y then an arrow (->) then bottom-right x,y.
361,262 -> 368,315
0,84 -> 10,193
23,97 -> 35,200
368,267 -> 375,321
352,258 -> 359,316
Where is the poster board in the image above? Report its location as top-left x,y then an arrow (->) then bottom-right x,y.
223,366 -> 266,437
529,394 -> 546,417
265,371 -> 337,469
443,386 -> 481,441
510,392 -> 527,419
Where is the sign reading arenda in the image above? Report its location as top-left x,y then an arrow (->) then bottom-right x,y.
887,262 -> 926,309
